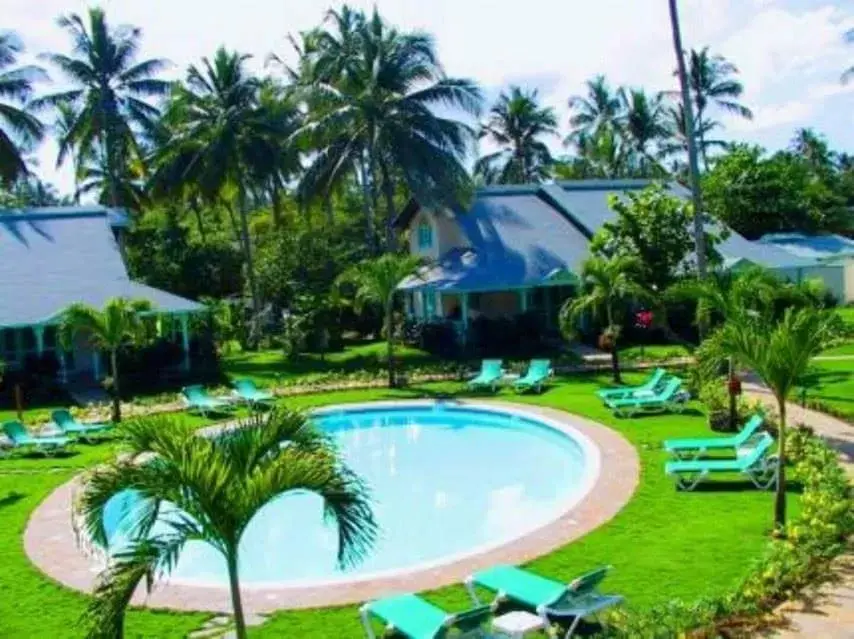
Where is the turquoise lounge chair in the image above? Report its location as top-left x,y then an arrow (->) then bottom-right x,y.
514,359 -> 553,394
664,414 -> 765,460
51,409 -> 113,442
231,378 -> 274,406
181,385 -> 236,417
596,368 -> 666,402
465,565 -> 623,639
665,432 -> 778,491
604,378 -> 686,417
467,360 -> 504,392
360,593 -> 493,639
2,421 -> 70,456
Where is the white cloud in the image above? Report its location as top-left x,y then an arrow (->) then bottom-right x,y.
4,0 -> 853,195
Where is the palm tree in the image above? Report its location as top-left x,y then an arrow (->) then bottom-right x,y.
37,8 -> 170,206
842,29 -> 854,83
338,253 -> 423,387
294,7 -> 482,250
151,48 -> 276,318
59,298 -> 154,423
566,75 -> 623,144
684,47 -> 753,170
0,31 -> 46,185
78,409 -> 376,639
659,102 -> 726,164
668,0 -> 707,282
475,86 -> 558,184
619,88 -> 668,176
701,307 -> 841,530
572,127 -> 629,179
559,255 -> 651,383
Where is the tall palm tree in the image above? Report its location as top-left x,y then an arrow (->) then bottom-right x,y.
337,253 -> 423,387
701,307 -> 841,530
78,409 -> 376,639
565,75 -> 623,144
294,7 -> 482,250
475,86 -> 558,184
791,128 -> 835,175
559,254 -> 651,383
152,48 -> 276,318
572,127 -> 629,179
0,31 -> 46,185
619,88 -> 668,176
659,102 -> 726,164
668,0 -> 707,281
36,8 -> 169,206
59,298 -> 154,422
684,47 -> 753,170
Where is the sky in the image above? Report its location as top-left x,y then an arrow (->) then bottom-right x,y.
6,0 -> 854,197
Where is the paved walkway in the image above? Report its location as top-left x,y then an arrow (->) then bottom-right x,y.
745,384 -> 854,638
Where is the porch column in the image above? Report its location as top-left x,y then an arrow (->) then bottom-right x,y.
33,326 -> 44,355
179,313 -> 191,371
544,287 -> 553,329
518,289 -> 529,313
92,351 -> 101,380
57,346 -> 67,384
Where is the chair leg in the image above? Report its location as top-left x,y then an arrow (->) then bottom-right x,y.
464,577 -> 482,605
359,605 -> 377,639
563,615 -> 583,639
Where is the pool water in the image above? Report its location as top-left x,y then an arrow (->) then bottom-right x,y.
103,404 -> 596,586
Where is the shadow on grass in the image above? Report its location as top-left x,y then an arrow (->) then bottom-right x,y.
0,491 -> 24,510
685,480 -> 804,494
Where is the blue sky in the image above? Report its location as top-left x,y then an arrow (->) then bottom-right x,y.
6,0 -> 854,196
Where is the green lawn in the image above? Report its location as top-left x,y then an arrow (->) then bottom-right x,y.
804,358 -> 854,422
619,344 -> 693,362
0,374 -> 797,638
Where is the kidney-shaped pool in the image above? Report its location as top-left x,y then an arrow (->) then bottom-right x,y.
104,402 -> 600,588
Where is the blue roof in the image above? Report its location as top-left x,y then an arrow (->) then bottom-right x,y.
0,209 -> 202,327
401,180 -> 817,292
758,232 -> 854,261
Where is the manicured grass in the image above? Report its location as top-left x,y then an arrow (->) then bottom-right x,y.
0,375 -> 798,638
803,358 -> 854,422
619,343 -> 692,362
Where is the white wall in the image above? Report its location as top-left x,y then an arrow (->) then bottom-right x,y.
408,209 -> 467,260
775,264 -> 849,303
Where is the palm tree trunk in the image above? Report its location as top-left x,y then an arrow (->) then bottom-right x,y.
606,305 -> 622,384
386,300 -> 395,388
774,396 -> 787,530
226,550 -> 247,639
237,186 -> 262,319
668,0 -> 707,281
323,193 -> 334,227
190,198 -> 207,244
358,156 -> 376,253
379,158 -> 397,251
270,179 -> 283,229
110,349 -> 121,423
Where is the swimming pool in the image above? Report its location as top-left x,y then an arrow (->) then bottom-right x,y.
103,402 -> 599,588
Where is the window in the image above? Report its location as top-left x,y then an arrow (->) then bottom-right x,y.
417,222 -> 433,250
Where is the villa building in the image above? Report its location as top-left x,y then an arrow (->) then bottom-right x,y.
758,232 -> 854,302
0,206 -> 204,383
396,179 -> 830,339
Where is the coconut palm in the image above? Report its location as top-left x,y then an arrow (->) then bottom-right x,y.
572,127 -> 629,179
59,298 -> 154,423
684,47 -> 753,170
667,0 -> 707,281
659,102 -> 726,163
78,409 -> 376,639
295,6 -> 482,250
0,31 -> 46,185
475,86 -> 558,184
36,8 -> 170,206
619,88 -> 668,176
338,253 -> 423,387
700,307 -> 841,530
559,255 -> 651,384
151,48 -> 277,318
565,75 -> 623,144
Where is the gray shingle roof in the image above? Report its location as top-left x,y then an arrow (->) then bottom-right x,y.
758,232 -> 854,261
0,210 -> 202,327
400,179 -> 817,292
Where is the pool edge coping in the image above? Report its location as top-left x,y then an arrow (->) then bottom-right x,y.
24,399 -> 640,613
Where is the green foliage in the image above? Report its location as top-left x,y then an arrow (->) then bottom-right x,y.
703,143 -> 850,239
78,409 -> 376,639
593,184 -> 721,291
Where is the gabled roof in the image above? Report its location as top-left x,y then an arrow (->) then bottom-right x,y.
399,179 -> 818,292
758,232 -> 854,262
0,209 -> 202,327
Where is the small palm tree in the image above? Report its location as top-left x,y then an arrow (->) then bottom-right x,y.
476,86 -> 558,184
701,307 -> 841,530
560,255 -> 651,383
59,298 -> 154,422
338,254 -> 423,387
0,31 -> 46,184
78,409 -> 376,639
37,8 -> 170,206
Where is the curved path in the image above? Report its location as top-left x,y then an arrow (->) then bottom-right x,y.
23,400 -> 639,613
744,384 -> 854,638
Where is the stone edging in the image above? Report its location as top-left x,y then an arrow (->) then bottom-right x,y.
24,400 -> 639,613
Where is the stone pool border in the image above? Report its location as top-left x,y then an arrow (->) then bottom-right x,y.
24,400 -> 639,613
